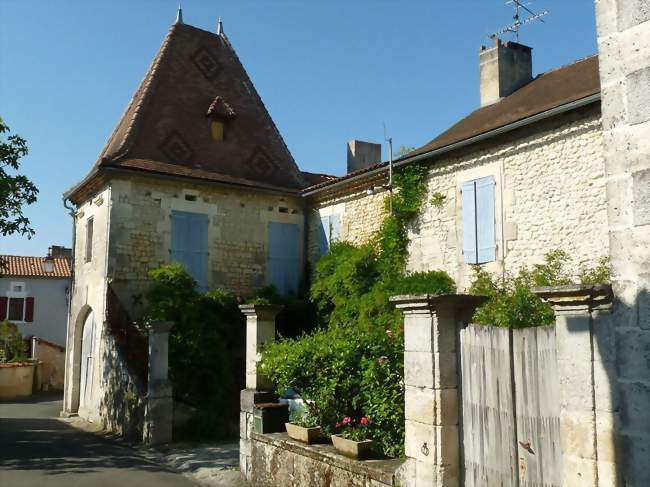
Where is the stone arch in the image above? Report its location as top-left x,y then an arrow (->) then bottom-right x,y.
67,304 -> 93,414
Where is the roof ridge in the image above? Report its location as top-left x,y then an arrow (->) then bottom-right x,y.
536,53 -> 598,78
97,24 -> 179,164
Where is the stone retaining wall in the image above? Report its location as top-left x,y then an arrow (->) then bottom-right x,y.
250,432 -> 407,487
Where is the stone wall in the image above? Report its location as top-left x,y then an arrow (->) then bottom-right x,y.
308,109 -> 609,290
107,175 -> 304,318
62,185 -> 112,420
251,432 -> 406,487
595,1 -> 650,485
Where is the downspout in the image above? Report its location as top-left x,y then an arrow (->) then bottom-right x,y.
62,196 -> 77,414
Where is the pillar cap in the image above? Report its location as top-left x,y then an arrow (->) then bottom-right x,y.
239,303 -> 285,317
390,294 -> 487,312
147,320 -> 174,333
533,284 -> 613,310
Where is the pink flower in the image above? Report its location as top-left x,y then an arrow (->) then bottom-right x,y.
360,417 -> 369,426
386,329 -> 395,338
342,416 -> 352,425
335,422 -> 342,428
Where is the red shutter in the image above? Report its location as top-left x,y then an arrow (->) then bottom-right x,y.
25,297 -> 35,322
0,297 -> 7,320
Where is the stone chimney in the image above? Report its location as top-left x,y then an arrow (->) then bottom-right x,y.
480,38 -> 533,107
347,140 -> 381,174
49,245 -> 72,260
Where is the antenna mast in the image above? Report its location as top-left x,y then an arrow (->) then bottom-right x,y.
489,0 -> 549,43
383,123 -> 394,214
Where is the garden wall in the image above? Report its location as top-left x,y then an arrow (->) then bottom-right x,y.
250,432 -> 408,487
307,108 -> 608,290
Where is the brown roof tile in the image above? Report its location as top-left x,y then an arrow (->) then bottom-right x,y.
0,255 -> 71,279
69,22 -> 306,203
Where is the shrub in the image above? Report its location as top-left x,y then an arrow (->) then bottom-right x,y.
143,263 -> 244,439
470,251 -> 612,328
0,321 -> 27,363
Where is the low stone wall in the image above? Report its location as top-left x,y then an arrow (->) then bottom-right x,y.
0,362 -> 36,400
251,432 -> 407,487
31,337 -> 65,391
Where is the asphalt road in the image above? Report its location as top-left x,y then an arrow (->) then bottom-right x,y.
0,394 -> 199,486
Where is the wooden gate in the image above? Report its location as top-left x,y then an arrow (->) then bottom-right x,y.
460,325 -> 561,487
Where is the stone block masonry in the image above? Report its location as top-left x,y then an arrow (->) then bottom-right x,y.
596,0 -> 650,485
108,175 -> 304,317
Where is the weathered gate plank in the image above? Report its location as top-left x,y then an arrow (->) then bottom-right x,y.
513,326 -> 561,487
460,325 -> 518,487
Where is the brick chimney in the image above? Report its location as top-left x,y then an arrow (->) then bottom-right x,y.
49,245 -> 72,260
347,140 -> 381,174
480,39 -> 533,107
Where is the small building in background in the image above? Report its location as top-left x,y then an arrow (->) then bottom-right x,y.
0,246 -> 71,347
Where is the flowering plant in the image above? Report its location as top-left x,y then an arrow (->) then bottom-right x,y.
335,416 -> 372,442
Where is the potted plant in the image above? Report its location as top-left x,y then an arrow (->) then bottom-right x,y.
331,416 -> 373,460
285,407 -> 322,444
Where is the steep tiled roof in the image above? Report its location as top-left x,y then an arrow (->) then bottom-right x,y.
67,22 -> 306,203
303,55 -> 601,194
0,255 -> 71,279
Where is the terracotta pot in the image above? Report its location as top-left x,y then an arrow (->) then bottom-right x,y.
331,434 -> 374,460
285,422 -> 322,444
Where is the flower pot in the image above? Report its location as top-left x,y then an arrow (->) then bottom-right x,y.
285,423 -> 322,444
331,434 -> 374,460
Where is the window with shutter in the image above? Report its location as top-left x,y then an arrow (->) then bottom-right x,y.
318,214 -> 342,256
268,222 -> 300,295
171,210 -> 209,290
462,176 -> 496,264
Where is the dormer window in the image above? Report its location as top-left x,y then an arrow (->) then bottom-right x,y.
206,96 -> 236,141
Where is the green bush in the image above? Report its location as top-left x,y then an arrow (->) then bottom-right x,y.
469,251 -> 612,328
261,325 -> 405,457
144,263 -> 244,439
0,321 -> 27,363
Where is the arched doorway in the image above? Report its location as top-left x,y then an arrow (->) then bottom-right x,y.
79,309 -> 95,411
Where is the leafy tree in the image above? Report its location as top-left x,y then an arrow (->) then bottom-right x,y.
0,118 -> 38,239
393,145 -> 415,158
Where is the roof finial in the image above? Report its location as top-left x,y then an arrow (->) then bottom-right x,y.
176,4 -> 184,24
217,17 -> 223,35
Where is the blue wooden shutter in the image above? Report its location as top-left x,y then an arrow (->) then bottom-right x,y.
319,216 -> 330,255
475,176 -> 496,263
330,214 -> 341,242
462,181 -> 478,264
268,222 -> 300,295
171,210 -> 209,290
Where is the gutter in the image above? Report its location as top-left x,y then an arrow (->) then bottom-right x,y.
302,92 -> 601,196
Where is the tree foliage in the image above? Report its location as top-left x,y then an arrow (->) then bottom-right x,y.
144,263 -> 245,439
0,118 -> 38,239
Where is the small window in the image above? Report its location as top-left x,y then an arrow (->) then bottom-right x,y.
85,217 -> 94,263
185,194 -> 197,202
8,298 -> 25,321
211,121 -> 224,140
462,176 -> 496,264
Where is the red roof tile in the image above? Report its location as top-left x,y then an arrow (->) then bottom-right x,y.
0,255 -> 71,278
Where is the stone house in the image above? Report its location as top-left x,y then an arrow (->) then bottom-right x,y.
305,44 -> 608,290
0,247 -> 71,347
60,17 -> 329,424
60,7 -> 649,469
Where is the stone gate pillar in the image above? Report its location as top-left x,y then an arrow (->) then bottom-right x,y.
238,304 -> 284,481
392,294 -> 485,487
535,285 -> 616,486
143,320 -> 174,446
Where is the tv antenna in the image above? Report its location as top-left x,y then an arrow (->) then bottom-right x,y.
489,0 -> 549,43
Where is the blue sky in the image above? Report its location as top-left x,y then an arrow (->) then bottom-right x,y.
0,0 -> 598,256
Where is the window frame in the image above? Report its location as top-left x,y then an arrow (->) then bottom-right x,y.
461,175 -> 497,265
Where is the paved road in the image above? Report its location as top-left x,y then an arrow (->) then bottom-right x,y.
0,394 -> 200,486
